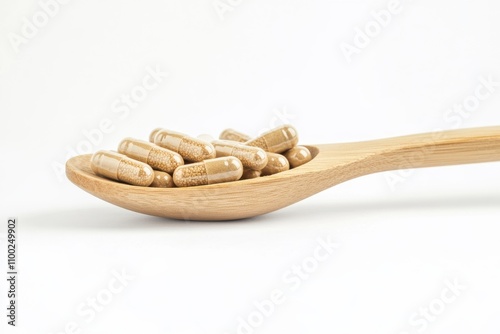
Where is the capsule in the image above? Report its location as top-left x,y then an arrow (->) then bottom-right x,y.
212,140 -> 268,171
284,146 -> 312,168
261,152 -> 290,176
91,150 -> 154,186
154,129 -> 216,162
118,138 -> 184,173
219,128 -> 251,143
245,124 -> 298,153
173,157 -> 243,187
150,171 -> 174,188
241,169 -> 261,179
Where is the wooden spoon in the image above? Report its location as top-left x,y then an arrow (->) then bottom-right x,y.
66,126 -> 500,221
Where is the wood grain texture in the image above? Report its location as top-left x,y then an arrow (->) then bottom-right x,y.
66,126 -> 500,221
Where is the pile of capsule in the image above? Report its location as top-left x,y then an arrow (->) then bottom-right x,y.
90,124 -> 312,187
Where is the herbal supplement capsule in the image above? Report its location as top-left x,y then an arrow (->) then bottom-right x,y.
284,146 -> 312,168
150,171 -> 174,188
212,140 -> 268,171
149,128 -> 163,142
241,169 -> 261,179
118,138 -> 184,174
261,152 -> 290,176
154,129 -> 216,162
245,124 -> 298,153
219,129 -> 251,143
173,157 -> 243,187
91,150 -> 154,186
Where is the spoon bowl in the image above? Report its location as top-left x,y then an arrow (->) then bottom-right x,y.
66,126 -> 500,220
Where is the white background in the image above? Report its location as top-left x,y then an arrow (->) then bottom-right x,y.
1,0 -> 500,333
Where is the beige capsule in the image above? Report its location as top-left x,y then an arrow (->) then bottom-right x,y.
212,140 -> 268,171
241,169 -> 261,179
219,128 -> 251,143
154,129 -> 216,162
91,150 -> 154,186
150,171 -> 174,188
173,157 -> 243,187
284,145 -> 312,168
118,138 -> 184,173
245,124 -> 298,153
261,152 -> 290,176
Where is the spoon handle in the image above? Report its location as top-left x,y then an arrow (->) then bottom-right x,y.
370,126 -> 500,170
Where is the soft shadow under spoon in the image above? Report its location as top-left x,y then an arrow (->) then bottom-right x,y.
66,126 -> 500,221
